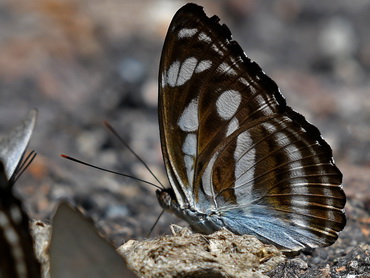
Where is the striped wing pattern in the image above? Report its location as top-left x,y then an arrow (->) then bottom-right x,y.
158,3 -> 346,250
0,162 -> 41,278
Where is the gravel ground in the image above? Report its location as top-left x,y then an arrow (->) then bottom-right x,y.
1,0 -> 369,276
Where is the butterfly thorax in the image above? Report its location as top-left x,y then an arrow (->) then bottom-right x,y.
156,188 -> 225,234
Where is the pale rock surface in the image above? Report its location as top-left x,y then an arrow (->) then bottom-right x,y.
118,225 -> 286,278
32,221 -> 286,278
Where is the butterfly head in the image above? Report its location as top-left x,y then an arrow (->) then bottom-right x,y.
156,188 -> 178,212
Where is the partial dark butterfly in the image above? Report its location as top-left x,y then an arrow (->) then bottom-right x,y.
0,110 -> 135,277
0,160 -> 42,278
0,109 -> 41,278
155,3 -> 346,251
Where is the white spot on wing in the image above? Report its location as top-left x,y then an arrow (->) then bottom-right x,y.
202,152 -> 219,198
212,44 -> 223,55
254,94 -> 264,106
234,131 -> 255,188
226,118 -> 239,136
4,225 -> 18,243
177,57 -> 198,86
239,77 -> 250,86
182,133 -> 198,186
284,145 -> 307,172
217,62 -> 237,76
184,155 -> 195,186
261,122 -> 278,137
178,98 -> 199,132
0,211 -> 7,227
161,72 -> 166,88
182,134 -> 197,156
198,32 -> 212,43
216,90 -> 242,120
178,28 -> 198,38
166,61 -> 180,87
195,60 -> 212,73
234,131 -> 253,160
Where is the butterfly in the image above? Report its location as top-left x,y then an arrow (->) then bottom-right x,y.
0,109 -> 41,278
0,160 -> 42,278
155,3 -> 346,251
0,110 -> 136,277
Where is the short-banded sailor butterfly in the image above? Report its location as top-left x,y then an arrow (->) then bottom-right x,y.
156,3 -> 346,251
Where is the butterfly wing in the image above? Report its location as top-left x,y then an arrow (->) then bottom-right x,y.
211,111 -> 345,249
159,4 -> 285,210
50,202 -> 136,278
0,109 -> 41,277
159,3 -> 345,250
0,109 -> 37,180
0,161 -> 42,278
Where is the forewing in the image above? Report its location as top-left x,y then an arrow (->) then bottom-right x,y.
0,109 -> 37,180
159,4 -> 285,209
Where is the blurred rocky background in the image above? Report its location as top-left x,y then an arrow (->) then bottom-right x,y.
0,0 -> 369,275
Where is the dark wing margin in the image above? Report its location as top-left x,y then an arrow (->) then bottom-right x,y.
158,3 -> 345,250
158,4 -> 288,208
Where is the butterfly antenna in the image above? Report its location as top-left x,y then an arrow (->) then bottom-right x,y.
10,150 -> 37,186
104,121 -> 165,189
147,209 -> 165,237
60,154 -> 162,190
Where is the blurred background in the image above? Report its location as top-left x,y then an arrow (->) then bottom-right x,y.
0,0 -> 369,246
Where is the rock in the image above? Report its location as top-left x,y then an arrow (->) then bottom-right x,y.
118,225 -> 286,278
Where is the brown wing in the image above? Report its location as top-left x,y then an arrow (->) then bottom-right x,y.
159,3 -> 345,249
159,4 -> 284,208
